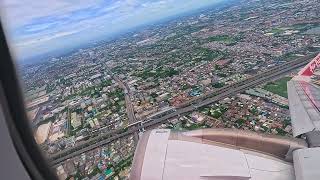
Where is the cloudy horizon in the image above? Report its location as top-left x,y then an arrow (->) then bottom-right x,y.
0,0 -> 223,60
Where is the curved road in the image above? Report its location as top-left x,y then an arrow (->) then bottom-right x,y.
49,54 -> 317,166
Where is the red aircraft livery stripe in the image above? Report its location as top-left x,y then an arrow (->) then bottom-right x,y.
300,53 -> 320,76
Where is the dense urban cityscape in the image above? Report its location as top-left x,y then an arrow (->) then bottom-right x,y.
17,0 -> 320,179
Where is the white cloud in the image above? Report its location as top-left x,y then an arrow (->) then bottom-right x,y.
16,30 -> 80,46
0,0 -> 105,29
0,0 -> 224,59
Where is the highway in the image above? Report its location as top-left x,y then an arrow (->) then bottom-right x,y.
111,72 -> 137,124
49,53 -> 316,166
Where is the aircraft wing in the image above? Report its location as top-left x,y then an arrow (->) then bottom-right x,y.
287,53 -> 320,138
130,129 -> 306,180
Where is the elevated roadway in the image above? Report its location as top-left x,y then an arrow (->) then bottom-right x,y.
49,54 -> 317,166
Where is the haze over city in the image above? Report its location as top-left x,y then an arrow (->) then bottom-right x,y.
0,0 -> 223,60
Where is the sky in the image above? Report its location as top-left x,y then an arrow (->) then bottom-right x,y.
0,0 -> 223,60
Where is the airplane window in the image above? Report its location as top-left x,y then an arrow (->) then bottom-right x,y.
0,0 -> 319,180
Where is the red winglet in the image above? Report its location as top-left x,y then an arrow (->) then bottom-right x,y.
299,53 -> 320,77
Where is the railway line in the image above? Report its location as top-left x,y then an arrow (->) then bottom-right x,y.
49,53 -> 316,166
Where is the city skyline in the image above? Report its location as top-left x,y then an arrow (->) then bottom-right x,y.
0,0 -> 224,60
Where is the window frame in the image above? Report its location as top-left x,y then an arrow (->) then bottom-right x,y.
0,20 -> 58,180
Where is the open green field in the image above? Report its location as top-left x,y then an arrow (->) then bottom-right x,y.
208,35 -> 234,42
196,48 -> 226,61
266,23 -> 320,36
263,77 -> 292,98
135,67 -> 179,79
281,53 -> 299,61
290,23 -> 320,33
207,35 -> 241,45
269,28 -> 287,34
